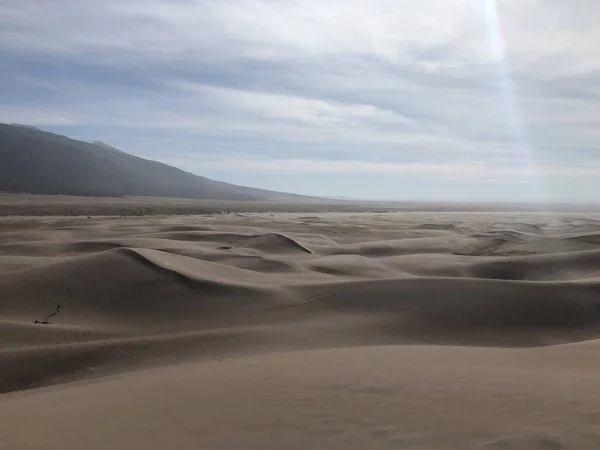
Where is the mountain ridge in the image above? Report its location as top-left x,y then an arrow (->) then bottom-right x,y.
0,123 -> 320,202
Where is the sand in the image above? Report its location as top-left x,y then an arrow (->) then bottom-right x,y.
2,210 -> 600,449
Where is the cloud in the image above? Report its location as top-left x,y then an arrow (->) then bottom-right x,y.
4,1 -> 599,69
1,0 -> 600,200
157,155 -> 600,181
0,1 -> 478,61
178,83 -> 413,126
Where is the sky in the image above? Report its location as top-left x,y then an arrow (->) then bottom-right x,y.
1,0 -> 599,202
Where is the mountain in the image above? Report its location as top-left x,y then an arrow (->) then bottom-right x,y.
90,141 -> 127,154
0,123 -> 315,201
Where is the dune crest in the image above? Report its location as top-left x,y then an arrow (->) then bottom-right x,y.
3,211 -> 600,449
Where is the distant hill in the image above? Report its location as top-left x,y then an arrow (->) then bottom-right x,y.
0,123 -> 317,201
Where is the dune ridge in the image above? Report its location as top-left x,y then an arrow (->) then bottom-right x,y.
3,211 -> 600,389
3,211 -> 600,449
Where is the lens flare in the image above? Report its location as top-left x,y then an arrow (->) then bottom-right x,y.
483,0 -> 549,207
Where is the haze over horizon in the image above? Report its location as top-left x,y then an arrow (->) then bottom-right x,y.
2,1 -> 599,202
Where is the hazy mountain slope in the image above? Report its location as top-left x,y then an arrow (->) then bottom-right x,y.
0,124 -> 313,201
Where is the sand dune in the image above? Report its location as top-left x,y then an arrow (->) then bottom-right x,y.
3,211 -> 600,449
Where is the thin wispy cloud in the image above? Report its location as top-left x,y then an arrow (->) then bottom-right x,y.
158,155 -> 600,180
1,0 -> 599,201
